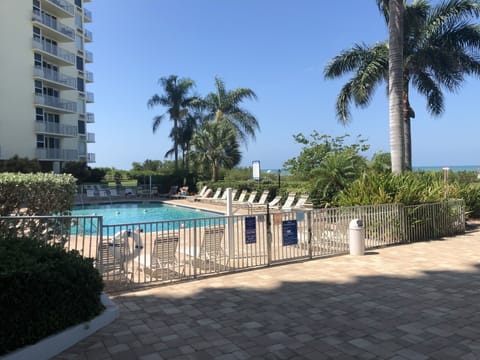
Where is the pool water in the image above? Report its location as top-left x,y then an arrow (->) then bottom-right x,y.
72,202 -> 221,226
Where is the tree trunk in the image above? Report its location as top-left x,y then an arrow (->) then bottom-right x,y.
173,119 -> 179,171
388,0 -> 405,174
403,83 -> 412,171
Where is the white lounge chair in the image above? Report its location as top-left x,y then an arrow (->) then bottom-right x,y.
193,226 -> 229,271
281,192 -> 297,210
203,188 -> 222,202
138,233 -> 183,280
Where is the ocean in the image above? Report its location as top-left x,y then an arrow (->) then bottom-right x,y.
413,165 -> 480,172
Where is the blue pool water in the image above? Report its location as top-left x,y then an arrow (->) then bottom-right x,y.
72,202 -> 221,225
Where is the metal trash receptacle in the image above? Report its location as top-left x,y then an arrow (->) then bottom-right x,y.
349,219 -> 365,255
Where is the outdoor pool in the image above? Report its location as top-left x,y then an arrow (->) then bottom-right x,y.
72,202 -> 222,225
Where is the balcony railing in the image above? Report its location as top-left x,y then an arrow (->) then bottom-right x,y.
83,8 -> 92,22
44,0 -> 75,17
86,92 -> 94,103
86,132 -> 95,143
34,66 -> 76,89
36,148 -> 79,161
32,38 -> 75,65
87,153 -> 96,163
35,122 -> 78,137
84,29 -> 93,42
35,94 -> 77,113
86,112 -> 95,123
32,10 -> 75,41
85,71 -> 94,83
84,50 -> 93,63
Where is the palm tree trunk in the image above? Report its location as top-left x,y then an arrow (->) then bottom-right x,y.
403,82 -> 412,171
173,119 -> 179,171
388,0 -> 405,174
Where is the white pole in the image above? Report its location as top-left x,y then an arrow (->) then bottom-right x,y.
226,188 -> 234,257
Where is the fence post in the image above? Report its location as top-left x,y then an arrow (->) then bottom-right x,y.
306,210 -> 312,260
267,204 -> 272,266
193,219 -> 197,279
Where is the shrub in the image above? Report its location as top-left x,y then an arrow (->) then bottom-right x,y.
0,237 -> 104,356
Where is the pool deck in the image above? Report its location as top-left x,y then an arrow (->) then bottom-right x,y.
54,224 -> 480,359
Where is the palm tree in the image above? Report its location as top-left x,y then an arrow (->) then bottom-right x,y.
324,0 -> 480,171
147,75 -> 197,171
201,76 -> 259,145
191,121 -> 241,181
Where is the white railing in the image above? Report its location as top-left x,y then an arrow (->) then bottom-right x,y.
34,94 -> 77,112
1,200 -> 464,292
87,153 -> 96,163
86,92 -> 94,103
32,38 -> 75,64
34,66 -> 76,89
84,29 -> 93,42
86,132 -> 95,143
32,10 -> 75,40
86,112 -> 95,123
84,8 -> 92,21
35,148 -> 79,161
35,122 -> 78,137
45,0 -> 75,16
85,71 -> 94,82
84,50 -> 93,62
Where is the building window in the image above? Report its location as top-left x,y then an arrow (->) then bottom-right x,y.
77,78 -> 84,92
34,53 -> 42,67
33,0 -> 40,11
33,26 -> 41,41
75,0 -> 82,8
76,56 -> 84,71
75,35 -> 83,51
37,135 -> 44,148
35,80 -> 42,95
46,113 -> 60,124
36,107 -> 44,121
75,12 -> 83,29
78,120 -> 86,134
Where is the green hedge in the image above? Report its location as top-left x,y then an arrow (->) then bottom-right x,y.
0,237 -> 104,356
0,172 -> 77,216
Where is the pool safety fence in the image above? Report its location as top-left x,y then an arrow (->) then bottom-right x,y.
0,200 -> 465,292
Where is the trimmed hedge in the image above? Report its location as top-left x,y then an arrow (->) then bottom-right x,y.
0,237 -> 104,356
0,172 -> 77,216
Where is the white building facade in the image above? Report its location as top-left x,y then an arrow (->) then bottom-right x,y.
0,0 -> 94,173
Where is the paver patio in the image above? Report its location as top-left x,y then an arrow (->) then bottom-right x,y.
55,226 -> 480,359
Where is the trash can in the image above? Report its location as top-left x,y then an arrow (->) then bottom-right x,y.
349,219 -> 365,255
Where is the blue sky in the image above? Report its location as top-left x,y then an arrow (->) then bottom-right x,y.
86,0 -> 480,170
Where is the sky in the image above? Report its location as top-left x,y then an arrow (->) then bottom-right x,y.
85,0 -> 480,171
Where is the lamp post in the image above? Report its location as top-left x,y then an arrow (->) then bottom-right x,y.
442,167 -> 450,199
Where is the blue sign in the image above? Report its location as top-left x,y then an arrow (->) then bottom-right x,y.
282,220 -> 298,246
245,216 -> 257,244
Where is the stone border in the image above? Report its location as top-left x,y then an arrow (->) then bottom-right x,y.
2,293 -> 118,360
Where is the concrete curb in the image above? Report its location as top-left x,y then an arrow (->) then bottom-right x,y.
2,293 -> 118,360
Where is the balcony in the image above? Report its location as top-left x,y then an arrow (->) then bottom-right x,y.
32,10 -> 75,42
43,0 -> 75,18
35,122 -> 78,137
86,92 -> 94,103
84,50 -> 93,63
86,132 -> 95,143
34,66 -> 76,90
86,112 -> 95,123
32,38 -> 75,65
87,153 -> 96,163
35,94 -> 77,113
85,70 -> 94,83
84,29 -> 93,42
83,8 -> 92,22
36,148 -> 79,161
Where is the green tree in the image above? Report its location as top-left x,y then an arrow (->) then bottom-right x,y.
325,0 -> 480,171
191,121 -> 241,182
201,76 -> 259,145
147,75 -> 197,171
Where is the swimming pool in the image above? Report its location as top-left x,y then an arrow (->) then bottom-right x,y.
72,202 -> 222,225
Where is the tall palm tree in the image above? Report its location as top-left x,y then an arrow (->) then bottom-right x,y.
191,121 -> 241,181
202,76 -> 259,145
147,75 -> 197,171
387,0 -> 405,174
324,0 -> 480,171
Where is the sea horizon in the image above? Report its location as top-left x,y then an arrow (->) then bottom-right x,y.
262,165 -> 480,174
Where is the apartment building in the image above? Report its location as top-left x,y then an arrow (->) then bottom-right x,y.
0,0 -> 95,173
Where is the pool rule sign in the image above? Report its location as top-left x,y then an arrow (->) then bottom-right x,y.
282,220 -> 298,246
245,216 -> 256,244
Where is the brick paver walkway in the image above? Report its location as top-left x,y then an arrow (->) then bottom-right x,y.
56,228 -> 480,359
